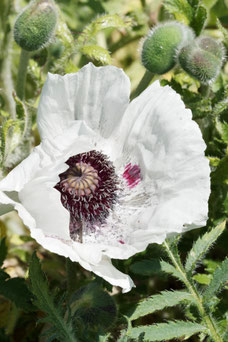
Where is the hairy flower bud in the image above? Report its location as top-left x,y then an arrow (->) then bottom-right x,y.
14,0 -> 57,51
178,36 -> 225,83
141,22 -> 194,74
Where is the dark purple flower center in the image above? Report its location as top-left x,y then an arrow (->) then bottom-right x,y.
54,150 -> 119,242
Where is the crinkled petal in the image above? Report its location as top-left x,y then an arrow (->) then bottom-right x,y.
0,146 -> 49,218
114,81 -> 210,251
37,63 -> 130,142
91,256 -> 135,293
30,228 -> 134,293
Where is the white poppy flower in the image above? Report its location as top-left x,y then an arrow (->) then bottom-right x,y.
0,63 -> 210,292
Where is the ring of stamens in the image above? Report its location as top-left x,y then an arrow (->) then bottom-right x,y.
54,150 -> 119,242
60,162 -> 100,197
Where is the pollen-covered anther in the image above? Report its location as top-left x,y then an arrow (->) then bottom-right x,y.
60,162 -> 100,197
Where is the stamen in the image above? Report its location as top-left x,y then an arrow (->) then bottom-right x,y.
54,150 -> 119,242
123,163 -> 141,188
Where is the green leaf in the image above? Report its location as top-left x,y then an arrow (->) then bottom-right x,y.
217,18 -> 228,48
192,5 -> 207,35
128,290 -> 195,321
0,237 -> 7,267
130,258 -> 186,283
193,273 -> 212,285
160,260 -> 186,284
78,14 -> 132,45
211,156 -> 228,185
213,97 -> 228,116
163,0 -> 193,24
70,282 -> 117,330
0,119 -> 23,164
29,252 -> 77,342
185,221 -> 226,274
0,270 -> 34,311
204,257 -> 228,301
125,321 -> 207,341
80,45 -> 112,65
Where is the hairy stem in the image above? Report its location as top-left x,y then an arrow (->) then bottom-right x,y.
164,240 -> 223,342
0,0 -> 15,117
130,70 -> 155,100
200,84 -> 210,98
16,49 -> 30,100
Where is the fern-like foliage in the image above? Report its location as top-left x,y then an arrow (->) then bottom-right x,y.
185,221 -> 226,274
127,221 -> 227,342
29,252 -> 77,342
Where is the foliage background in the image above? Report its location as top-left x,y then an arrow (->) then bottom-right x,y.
0,0 -> 227,341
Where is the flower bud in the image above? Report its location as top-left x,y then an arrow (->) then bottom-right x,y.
178,36 -> 225,83
14,0 -> 57,51
141,22 -> 194,74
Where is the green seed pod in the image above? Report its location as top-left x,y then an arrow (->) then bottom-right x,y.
178,36 -> 225,83
14,0 -> 57,51
141,22 -> 195,74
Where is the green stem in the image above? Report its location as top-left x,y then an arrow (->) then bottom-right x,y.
109,35 -> 143,54
140,0 -> 146,8
200,84 -> 210,98
130,70 -> 155,100
16,49 -> 30,100
164,240 -> 223,342
0,0 -> 15,117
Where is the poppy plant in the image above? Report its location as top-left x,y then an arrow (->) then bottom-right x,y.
0,63 -> 210,292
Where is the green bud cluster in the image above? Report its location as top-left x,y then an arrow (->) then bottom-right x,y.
141,22 -> 195,74
14,0 -> 57,51
178,36 -> 225,83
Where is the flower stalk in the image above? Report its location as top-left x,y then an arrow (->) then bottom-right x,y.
163,240 -> 223,342
16,49 -> 30,100
130,70 -> 155,100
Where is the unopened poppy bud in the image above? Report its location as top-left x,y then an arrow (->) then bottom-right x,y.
178,36 -> 225,83
14,0 -> 57,51
141,22 -> 194,74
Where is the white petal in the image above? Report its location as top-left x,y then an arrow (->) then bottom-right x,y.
0,146 -> 47,219
91,256 -> 135,293
116,81 -> 210,249
37,63 -> 130,142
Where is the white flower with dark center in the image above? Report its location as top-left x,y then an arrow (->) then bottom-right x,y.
0,63 -> 210,292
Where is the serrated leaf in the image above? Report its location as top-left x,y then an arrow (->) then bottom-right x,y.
0,119 -> 23,163
204,257 -> 228,301
70,282 -> 117,330
216,121 -> 228,145
78,14 -> 132,45
12,93 -> 26,122
125,321 -> 207,341
211,157 -> 228,185
130,258 -> 186,283
160,260 -> 186,284
81,45 -> 112,65
213,97 -> 228,116
192,5 -> 207,35
164,0 -> 193,24
29,252 -> 77,342
193,273 -> 212,285
0,238 -> 7,267
185,221 -> 226,274
0,270 -> 34,311
217,18 -> 228,48
128,291 -> 195,321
